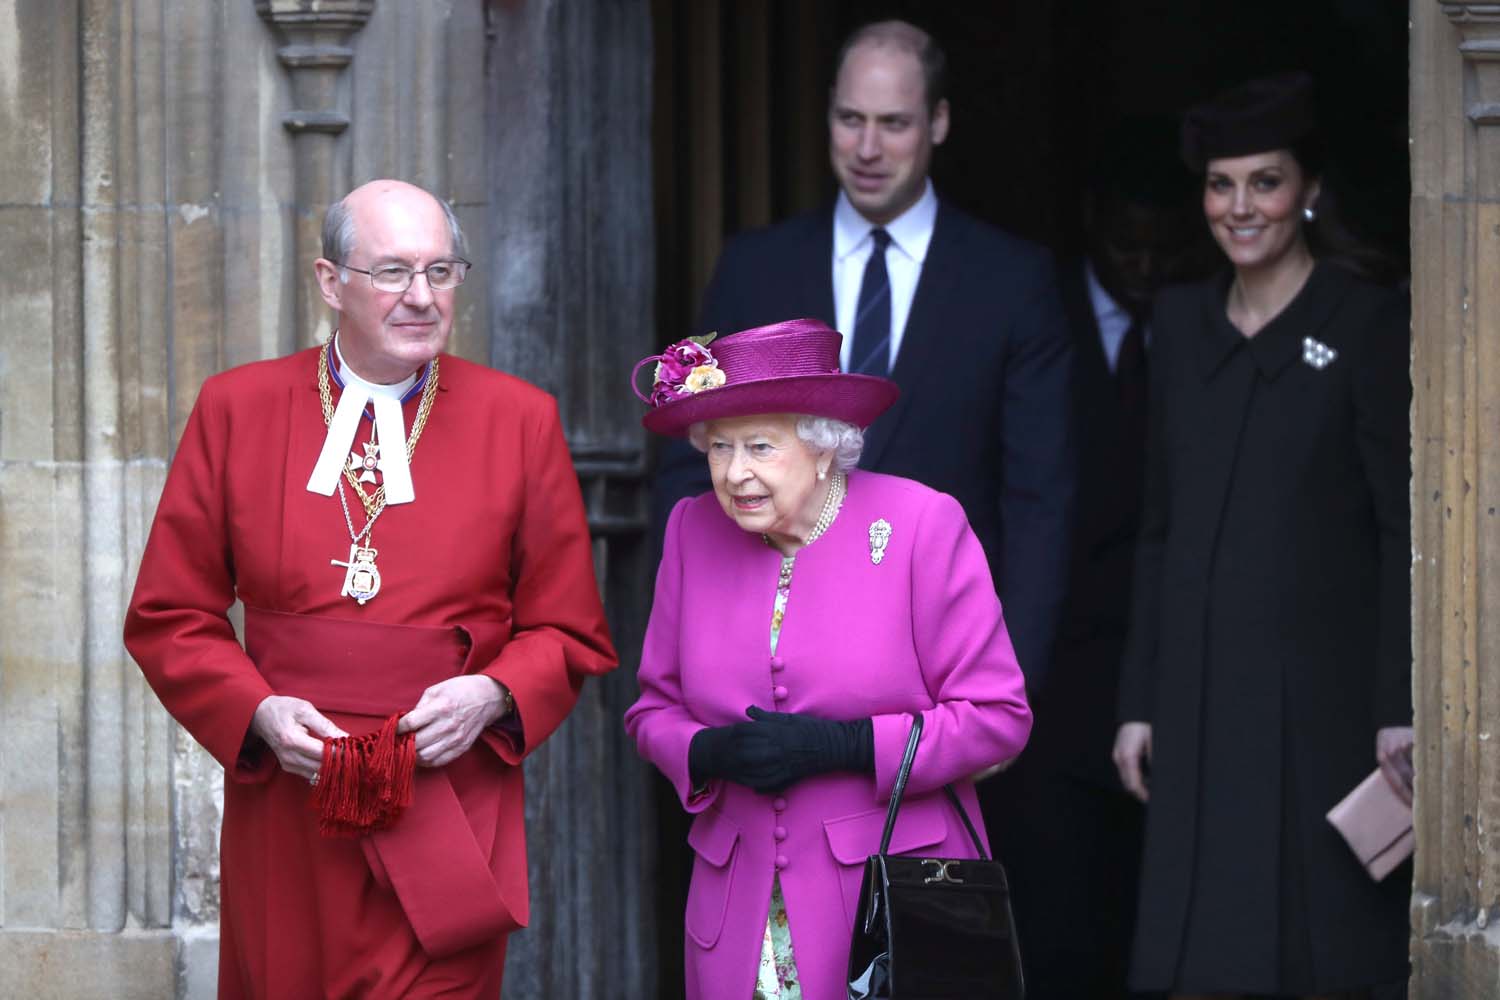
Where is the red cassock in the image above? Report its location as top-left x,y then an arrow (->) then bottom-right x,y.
124,347 -> 617,999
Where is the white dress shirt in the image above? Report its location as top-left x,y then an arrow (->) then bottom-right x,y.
1085,260 -> 1138,374
832,181 -> 939,373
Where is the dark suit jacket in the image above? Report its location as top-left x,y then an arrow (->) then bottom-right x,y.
652,200 -> 1075,684
1020,260 -> 1147,784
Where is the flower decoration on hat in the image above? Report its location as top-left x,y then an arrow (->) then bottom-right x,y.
627,318 -> 900,437
633,333 -> 726,407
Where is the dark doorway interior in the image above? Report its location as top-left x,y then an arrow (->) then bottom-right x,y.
645,2 -> 1408,995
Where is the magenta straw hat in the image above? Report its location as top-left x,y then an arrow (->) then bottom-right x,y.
631,318 -> 899,437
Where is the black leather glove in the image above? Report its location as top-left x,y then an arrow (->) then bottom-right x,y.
688,706 -> 874,793
688,719 -> 781,791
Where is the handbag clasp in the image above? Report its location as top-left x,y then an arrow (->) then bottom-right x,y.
921,859 -> 964,884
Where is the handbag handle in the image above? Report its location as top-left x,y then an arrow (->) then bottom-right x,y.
878,713 -> 991,860
878,715 -> 925,854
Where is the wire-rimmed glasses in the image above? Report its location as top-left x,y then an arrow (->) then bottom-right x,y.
340,258 -> 471,293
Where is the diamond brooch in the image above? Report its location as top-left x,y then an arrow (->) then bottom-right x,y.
1302,337 -> 1337,370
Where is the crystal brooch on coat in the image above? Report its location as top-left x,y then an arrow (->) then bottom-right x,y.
869,519 -> 892,565
1302,337 -> 1337,370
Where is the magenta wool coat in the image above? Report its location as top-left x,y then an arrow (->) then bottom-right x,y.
625,470 -> 1033,1000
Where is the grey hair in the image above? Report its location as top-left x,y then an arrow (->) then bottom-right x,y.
795,416 -> 864,472
320,191 -> 470,269
686,415 -> 864,473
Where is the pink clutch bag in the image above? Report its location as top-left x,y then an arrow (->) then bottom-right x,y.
1326,768 -> 1413,881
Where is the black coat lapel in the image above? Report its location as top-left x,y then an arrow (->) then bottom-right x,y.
1242,263 -> 1351,381
860,203 -> 963,469
1183,291 -> 1258,586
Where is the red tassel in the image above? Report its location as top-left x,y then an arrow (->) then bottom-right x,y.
313,714 -> 416,837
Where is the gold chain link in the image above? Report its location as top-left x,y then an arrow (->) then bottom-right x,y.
317,343 -> 440,520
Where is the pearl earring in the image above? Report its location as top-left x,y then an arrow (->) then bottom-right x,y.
1303,206 -> 1316,222
817,469 -> 828,481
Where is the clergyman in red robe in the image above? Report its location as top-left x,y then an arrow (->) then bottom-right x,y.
124,179 -> 617,998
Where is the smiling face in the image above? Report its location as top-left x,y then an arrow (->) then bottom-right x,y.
703,414 -> 833,548
314,181 -> 458,383
1202,150 -> 1320,274
828,41 -> 949,226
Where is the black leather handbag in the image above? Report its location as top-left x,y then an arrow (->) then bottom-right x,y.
846,715 -> 1025,999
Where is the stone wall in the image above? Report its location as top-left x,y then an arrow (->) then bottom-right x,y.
1412,2 -> 1500,995
0,1 -> 653,996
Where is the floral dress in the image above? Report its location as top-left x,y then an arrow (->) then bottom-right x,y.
753,550 -> 804,1000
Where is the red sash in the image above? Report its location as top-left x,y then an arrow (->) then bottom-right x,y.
243,605 -> 523,956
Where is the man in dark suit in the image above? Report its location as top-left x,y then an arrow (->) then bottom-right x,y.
981,122 -> 1201,999
653,19 -> 1074,687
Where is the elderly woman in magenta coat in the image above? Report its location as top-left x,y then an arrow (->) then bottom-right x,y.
624,319 -> 1032,1000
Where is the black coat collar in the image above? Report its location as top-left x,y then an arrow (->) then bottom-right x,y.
1194,262 -> 1353,382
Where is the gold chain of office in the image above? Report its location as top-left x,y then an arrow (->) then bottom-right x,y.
316,345 -> 441,520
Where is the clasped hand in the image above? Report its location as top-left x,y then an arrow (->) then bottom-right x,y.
397,675 -> 513,768
1376,725 -> 1415,806
689,706 -> 873,794
251,675 -> 513,780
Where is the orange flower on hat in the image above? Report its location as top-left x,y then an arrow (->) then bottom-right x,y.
684,365 -> 726,393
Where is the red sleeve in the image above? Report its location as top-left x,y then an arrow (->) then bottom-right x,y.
478,396 -> 617,763
123,378 -> 276,778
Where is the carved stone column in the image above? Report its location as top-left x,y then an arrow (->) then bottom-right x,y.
1412,3 -> 1500,994
483,2 -> 656,996
0,0 -> 302,995
255,0 -> 374,348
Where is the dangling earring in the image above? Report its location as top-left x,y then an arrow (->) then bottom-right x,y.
1303,206 -> 1317,222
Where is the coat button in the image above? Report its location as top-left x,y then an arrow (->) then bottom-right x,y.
772,797 -> 787,811
775,854 -> 788,869
773,685 -> 789,700
770,656 -> 786,672
774,826 -> 787,840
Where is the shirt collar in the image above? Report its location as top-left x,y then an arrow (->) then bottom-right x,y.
833,179 -> 939,262
1084,260 -> 1130,326
333,331 -> 420,399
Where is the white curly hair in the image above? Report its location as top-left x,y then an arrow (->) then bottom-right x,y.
687,415 -> 865,472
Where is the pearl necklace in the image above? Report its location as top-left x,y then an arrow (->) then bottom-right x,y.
765,471 -> 846,563
805,471 -> 846,546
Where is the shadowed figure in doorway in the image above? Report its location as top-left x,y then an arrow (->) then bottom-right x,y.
981,114 -> 1205,1000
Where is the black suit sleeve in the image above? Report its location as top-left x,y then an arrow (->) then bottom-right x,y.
996,255 -> 1076,689
1352,289 -> 1413,728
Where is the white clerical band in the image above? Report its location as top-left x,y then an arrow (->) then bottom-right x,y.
306,376 -> 416,505
370,393 -> 413,502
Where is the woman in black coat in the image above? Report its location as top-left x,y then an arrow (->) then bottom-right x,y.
1112,74 -> 1413,999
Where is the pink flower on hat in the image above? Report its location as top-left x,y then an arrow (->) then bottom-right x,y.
633,333 -> 724,408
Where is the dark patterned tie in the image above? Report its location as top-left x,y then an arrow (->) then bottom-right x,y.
1116,316 -> 1147,416
849,229 -> 892,375
1115,317 -> 1149,506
